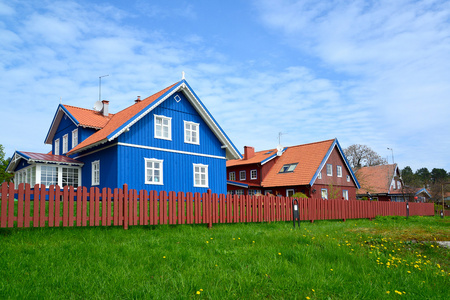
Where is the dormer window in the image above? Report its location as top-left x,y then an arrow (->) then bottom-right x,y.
279,163 -> 298,173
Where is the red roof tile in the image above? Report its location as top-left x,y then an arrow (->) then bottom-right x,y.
64,105 -> 113,129
68,82 -> 178,154
227,139 -> 335,187
356,164 -> 398,195
20,151 -> 83,164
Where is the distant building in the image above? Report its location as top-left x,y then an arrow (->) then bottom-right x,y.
226,138 -> 360,199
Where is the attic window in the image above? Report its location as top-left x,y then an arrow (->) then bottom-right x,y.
279,163 -> 298,173
265,151 -> 273,154
174,95 -> 181,103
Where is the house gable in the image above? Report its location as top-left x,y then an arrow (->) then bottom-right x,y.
68,80 -> 242,161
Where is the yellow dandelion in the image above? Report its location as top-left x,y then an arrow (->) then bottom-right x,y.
312,289 -> 315,292
407,271 -> 411,274
163,256 -> 166,259
278,252 -> 281,255
330,269 -> 333,271
395,290 -> 402,295
196,291 -> 200,295
306,297 -> 310,300
386,291 -> 390,294
200,289 -> 203,292
206,241 -> 209,243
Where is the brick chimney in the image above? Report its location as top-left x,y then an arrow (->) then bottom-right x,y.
135,96 -> 141,104
101,100 -> 109,117
243,146 -> 255,160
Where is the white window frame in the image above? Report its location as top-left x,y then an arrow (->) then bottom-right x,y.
72,128 -> 78,148
347,175 -> 351,182
321,188 -> 328,199
144,158 -> 164,185
337,165 -> 342,177
343,190 -> 349,200
54,138 -> 60,155
286,189 -> 295,197
193,163 -> 208,188
62,134 -> 68,154
326,164 -> 333,176
184,120 -> 200,145
229,172 -> 236,181
154,114 -> 172,140
317,172 -> 322,179
239,170 -> 246,181
92,160 -> 100,186
250,169 -> 257,180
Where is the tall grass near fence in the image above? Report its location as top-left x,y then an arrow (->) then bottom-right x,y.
0,216 -> 449,299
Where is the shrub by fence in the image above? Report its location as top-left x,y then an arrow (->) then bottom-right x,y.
0,182 -> 435,229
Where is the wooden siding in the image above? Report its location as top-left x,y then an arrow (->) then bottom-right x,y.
118,92 -> 226,158
53,114 -> 78,154
116,144 -> 226,194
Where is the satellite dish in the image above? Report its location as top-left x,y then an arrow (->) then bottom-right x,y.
93,101 -> 103,112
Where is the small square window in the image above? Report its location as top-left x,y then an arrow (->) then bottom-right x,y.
286,189 -> 295,197
240,171 -> 246,180
279,163 -> 298,173
229,172 -> 236,181
347,175 -> 350,182
337,165 -> 342,177
321,188 -> 328,199
250,169 -> 257,180
326,164 -> 332,176
318,172 -> 322,179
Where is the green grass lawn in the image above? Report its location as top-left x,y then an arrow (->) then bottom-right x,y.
1,216 -> 449,299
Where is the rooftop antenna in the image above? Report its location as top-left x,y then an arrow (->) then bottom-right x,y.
278,132 -> 283,145
182,71 -> 185,80
99,74 -> 109,101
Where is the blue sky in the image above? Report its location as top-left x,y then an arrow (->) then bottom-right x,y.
1,0 -> 449,172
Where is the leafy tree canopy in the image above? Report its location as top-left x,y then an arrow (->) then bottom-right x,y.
0,144 -> 14,183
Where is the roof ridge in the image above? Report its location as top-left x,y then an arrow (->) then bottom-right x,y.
63,104 -> 115,116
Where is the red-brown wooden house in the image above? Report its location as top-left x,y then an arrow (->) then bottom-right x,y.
226,138 -> 360,199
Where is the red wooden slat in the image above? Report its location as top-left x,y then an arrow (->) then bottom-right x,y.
169,191 -> 175,225
6,183 -> 15,227
76,187 -> 82,226
178,192 -> 184,225
143,190 -> 149,225
63,186 -> 69,227
160,191 -> 167,225
0,182 -> 7,227
186,192 -> 193,224
39,184 -> 46,227
107,188 -> 113,226
17,183 -> 24,227
113,188 -> 119,226
133,189 -> 138,226
69,186 -> 75,226
139,190 -> 144,225
24,184 -> 32,227
149,190 -> 155,225
89,187 -> 95,226
81,187 -> 88,227
95,187 -> 101,226
48,185 -> 55,227
101,188 -> 107,226
123,185 -> 128,229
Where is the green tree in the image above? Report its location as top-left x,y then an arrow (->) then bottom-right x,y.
430,168 -> 448,184
401,166 -> 416,186
415,167 -> 431,188
0,144 -> 14,183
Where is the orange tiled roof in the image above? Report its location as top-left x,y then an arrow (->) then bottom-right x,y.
262,139 -> 334,187
64,105 -> 113,129
68,82 -> 178,154
356,164 -> 398,195
227,139 -> 335,187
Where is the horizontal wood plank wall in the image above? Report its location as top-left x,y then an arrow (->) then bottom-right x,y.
0,182 -> 436,229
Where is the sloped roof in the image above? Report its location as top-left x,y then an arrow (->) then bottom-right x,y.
49,80 -> 242,160
67,83 -> 177,154
6,151 -> 83,172
356,164 -> 398,195
64,105 -> 113,129
226,139 -> 359,188
261,139 -> 335,187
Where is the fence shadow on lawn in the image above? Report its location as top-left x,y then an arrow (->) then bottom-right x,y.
0,182 -> 435,230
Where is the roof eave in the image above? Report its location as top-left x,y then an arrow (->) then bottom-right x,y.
44,105 -> 80,145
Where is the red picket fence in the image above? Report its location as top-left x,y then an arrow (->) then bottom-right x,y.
0,182 -> 435,229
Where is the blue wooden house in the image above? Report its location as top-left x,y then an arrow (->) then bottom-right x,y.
6,80 -> 242,194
